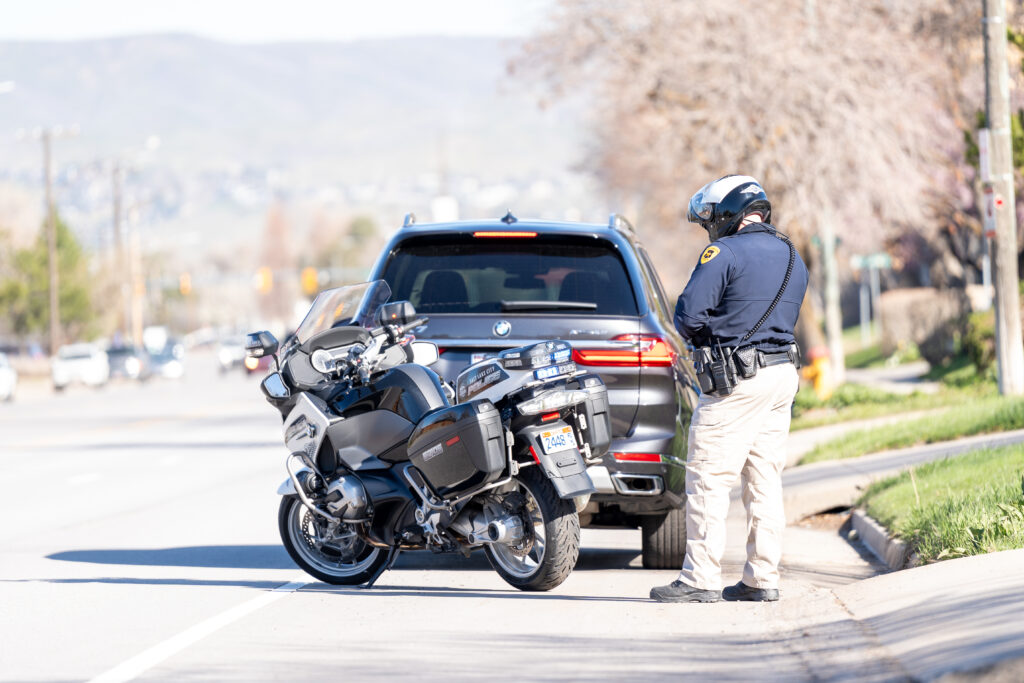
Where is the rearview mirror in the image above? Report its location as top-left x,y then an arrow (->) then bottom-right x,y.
377,301 -> 417,326
246,330 -> 279,358
410,341 -> 439,366
261,372 -> 290,399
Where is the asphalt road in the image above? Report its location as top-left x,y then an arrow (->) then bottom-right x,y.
0,353 -> 880,682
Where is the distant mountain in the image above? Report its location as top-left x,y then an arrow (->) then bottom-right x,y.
0,34 -> 583,182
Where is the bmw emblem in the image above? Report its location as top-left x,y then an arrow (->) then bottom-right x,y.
493,320 -> 512,337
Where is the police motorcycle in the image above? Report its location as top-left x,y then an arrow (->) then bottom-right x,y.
247,281 -> 612,591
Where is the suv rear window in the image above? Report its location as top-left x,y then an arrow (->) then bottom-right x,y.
381,236 -> 639,316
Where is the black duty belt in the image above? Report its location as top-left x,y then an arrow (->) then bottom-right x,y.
758,350 -> 794,367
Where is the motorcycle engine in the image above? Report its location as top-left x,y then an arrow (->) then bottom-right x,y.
322,475 -> 369,521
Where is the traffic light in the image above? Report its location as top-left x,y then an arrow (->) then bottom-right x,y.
301,266 -> 319,295
255,267 -> 273,294
179,272 -> 192,296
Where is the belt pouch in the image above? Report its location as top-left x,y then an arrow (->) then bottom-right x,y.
734,346 -> 758,379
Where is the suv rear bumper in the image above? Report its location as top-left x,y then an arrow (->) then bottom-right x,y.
587,456 -> 685,516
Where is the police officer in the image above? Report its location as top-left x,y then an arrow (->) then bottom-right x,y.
650,175 -> 808,603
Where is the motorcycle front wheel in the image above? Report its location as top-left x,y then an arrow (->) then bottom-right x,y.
278,496 -> 387,585
484,466 -> 580,591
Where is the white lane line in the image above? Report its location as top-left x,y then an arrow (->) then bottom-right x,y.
87,580 -> 307,683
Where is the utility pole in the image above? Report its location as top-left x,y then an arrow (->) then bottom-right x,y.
42,129 -> 61,356
821,214 -> 845,385
129,226 -> 144,347
111,161 -> 131,336
108,136 -> 161,345
111,161 -> 123,256
983,0 -> 1024,395
23,124 -> 78,355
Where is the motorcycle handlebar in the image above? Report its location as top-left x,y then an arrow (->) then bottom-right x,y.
370,317 -> 429,341
399,317 -> 428,336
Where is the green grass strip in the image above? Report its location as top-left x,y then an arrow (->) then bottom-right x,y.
791,383 -> 994,432
859,446 -> 1024,564
799,395 -> 1024,464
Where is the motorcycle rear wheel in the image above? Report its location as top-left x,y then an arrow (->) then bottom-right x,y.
278,496 -> 387,585
484,466 -> 580,591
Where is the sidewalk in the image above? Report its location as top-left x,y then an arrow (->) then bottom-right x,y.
845,360 -> 941,395
781,427 -> 1024,523
786,409 -> 946,467
711,428 -> 1024,680
830,549 -> 1024,680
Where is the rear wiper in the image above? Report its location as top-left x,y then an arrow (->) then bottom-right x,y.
500,300 -> 598,311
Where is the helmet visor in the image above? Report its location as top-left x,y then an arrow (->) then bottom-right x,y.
687,181 -> 715,224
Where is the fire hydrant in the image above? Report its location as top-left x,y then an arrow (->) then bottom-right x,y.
802,346 -> 834,401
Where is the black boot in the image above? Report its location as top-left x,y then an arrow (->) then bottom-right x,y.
650,580 -> 721,603
722,580 -> 779,602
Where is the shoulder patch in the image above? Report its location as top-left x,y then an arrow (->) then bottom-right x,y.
700,246 -> 721,265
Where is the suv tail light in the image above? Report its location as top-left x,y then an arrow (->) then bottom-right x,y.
572,334 -> 673,367
613,452 -> 662,462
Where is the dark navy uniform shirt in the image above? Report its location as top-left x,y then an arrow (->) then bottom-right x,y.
674,223 -> 808,352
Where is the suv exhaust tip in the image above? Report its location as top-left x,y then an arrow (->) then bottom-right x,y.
610,473 -> 665,496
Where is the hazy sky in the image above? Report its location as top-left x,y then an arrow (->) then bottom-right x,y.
2,0 -> 553,42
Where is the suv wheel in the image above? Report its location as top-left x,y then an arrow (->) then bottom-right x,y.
641,508 -> 686,569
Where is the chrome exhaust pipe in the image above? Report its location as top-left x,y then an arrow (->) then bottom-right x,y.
487,516 -> 525,545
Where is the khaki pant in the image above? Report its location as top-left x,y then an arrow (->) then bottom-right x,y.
678,363 -> 799,591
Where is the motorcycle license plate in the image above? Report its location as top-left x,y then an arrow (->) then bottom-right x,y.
534,362 -> 576,381
540,426 -> 576,454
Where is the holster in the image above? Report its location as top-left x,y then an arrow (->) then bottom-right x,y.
787,342 -> 802,369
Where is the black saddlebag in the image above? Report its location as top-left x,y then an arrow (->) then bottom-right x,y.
407,400 -> 506,498
566,374 -> 612,459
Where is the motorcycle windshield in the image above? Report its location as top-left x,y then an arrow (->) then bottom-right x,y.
293,281 -> 392,345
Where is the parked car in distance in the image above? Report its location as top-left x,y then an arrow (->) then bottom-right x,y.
52,343 -> 109,391
217,336 -> 247,373
106,345 -> 151,381
369,212 -> 699,568
0,352 -> 17,401
150,341 -> 185,379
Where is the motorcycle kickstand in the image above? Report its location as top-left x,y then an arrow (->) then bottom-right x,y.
360,545 -> 401,589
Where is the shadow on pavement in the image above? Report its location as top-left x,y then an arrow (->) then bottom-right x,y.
46,544 -> 641,572
48,545 -> 296,569
306,584 -> 651,603
64,440 -> 279,450
11,577 -> 289,589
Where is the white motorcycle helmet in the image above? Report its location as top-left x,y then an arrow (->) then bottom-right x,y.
687,175 -> 772,241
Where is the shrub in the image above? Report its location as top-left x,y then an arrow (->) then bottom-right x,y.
962,310 -> 996,373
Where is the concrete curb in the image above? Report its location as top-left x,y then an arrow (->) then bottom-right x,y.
851,509 -> 908,570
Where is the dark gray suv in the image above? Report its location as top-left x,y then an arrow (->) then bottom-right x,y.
368,213 -> 697,567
